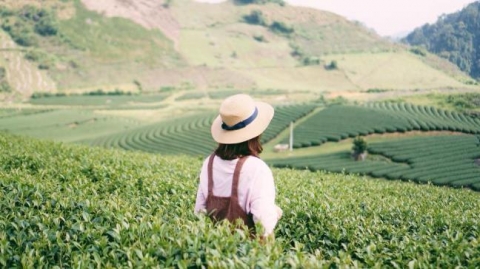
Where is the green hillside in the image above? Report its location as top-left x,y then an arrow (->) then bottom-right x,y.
1,133 -> 480,267
0,0 -> 477,102
0,0 -> 183,95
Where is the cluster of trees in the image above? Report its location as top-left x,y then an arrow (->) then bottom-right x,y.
24,49 -> 55,70
0,6 -> 58,47
0,67 -> 12,93
243,10 -> 267,26
242,10 -> 294,36
403,2 -> 480,79
352,137 -> 368,161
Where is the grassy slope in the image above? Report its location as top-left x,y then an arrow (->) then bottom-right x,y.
322,51 -> 469,90
171,0 -> 475,92
0,31 -> 56,99
0,109 -> 142,142
2,0 -> 475,96
1,133 -> 479,267
0,0 -> 184,93
49,1 -> 184,90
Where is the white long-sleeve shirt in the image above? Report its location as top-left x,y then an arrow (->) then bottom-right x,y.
194,155 -> 279,235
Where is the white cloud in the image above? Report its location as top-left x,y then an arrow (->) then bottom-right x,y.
195,0 -> 477,36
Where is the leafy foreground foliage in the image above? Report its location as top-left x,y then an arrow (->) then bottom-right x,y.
1,134 -> 480,267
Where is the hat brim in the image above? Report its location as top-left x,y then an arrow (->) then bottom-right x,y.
211,101 -> 274,144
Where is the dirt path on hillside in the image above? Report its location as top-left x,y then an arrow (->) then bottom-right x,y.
81,0 -> 180,49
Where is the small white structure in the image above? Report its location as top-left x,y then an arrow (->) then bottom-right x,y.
274,144 -> 290,152
274,122 -> 294,153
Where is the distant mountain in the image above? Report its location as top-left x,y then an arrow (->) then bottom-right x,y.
403,1 -> 480,79
0,0 -> 475,99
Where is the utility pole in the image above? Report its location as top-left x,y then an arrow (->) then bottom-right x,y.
289,121 -> 293,151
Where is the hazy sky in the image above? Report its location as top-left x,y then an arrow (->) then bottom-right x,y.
195,0 -> 477,37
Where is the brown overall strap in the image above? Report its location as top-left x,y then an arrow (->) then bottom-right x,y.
231,156 -> 248,199
207,154 -> 216,197
207,155 -> 248,198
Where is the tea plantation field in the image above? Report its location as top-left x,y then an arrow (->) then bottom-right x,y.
284,103 -> 480,148
0,109 -> 141,142
85,102 -> 480,190
270,135 -> 480,190
89,104 -> 317,156
29,94 -> 170,108
1,133 -> 479,267
1,101 -> 479,190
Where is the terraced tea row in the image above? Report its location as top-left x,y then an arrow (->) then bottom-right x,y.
29,93 -> 170,107
90,113 -> 216,156
0,108 -> 52,119
0,109 -> 139,142
90,105 -> 317,156
285,103 -> 480,148
270,135 -> 480,190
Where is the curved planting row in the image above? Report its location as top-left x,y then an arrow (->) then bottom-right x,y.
90,114 -> 216,156
174,92 -> 207,101
0,108 -> 52,119
284,103 -> 480,148
29,93 -> 170,107
367,102 -> 480,132
90,105 -> 317,156
270,135 -> 480,191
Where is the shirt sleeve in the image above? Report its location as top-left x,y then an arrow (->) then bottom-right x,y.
194,186 -> 206,214
194,159 -> 208,214
248,165 -> 278,236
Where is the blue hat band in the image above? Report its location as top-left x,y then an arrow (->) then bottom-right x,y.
221,107 -> 258,131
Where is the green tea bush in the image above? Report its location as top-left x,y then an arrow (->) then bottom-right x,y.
1,133 -> 480,267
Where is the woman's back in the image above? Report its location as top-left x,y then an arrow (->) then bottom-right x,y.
194,94 -> 281,237
195,155 -> 278,236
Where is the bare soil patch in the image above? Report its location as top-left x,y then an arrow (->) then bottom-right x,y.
81,0 -> 180,48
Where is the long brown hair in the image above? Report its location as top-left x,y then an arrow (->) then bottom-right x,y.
214,136 -> 263,160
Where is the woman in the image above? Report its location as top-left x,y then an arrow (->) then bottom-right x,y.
194,94 -> 282,238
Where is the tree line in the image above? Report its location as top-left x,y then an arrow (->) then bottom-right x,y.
403,1 -> 480,79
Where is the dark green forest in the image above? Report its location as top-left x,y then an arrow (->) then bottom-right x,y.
404,1 -> 480,79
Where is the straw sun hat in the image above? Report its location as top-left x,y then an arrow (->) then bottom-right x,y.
211,94 -> 274,144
